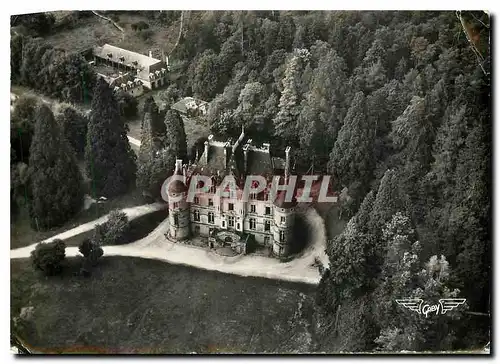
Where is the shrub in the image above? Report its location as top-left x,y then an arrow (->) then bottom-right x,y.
116,90 -> 138,119
76,238 -> 99,276
132,21 -> 149,31
139,29 -> 154,41
92,210 -> 130,246
78,238 -> 104,266
31,240 -> 66,276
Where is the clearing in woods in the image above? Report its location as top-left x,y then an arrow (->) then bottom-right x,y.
11,256 -> 325,354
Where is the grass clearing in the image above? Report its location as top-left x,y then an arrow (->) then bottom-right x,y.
11,256 -> 324,354
11,188 -> 149,250
43,11 -> 179,56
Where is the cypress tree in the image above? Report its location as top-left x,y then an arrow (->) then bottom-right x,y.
164,109 -> 187,162
328,91 -> 376,192
138,98 -> 175,199
85,79 -> 136,198
28,104 -> 83,229
56,104 -> 88,159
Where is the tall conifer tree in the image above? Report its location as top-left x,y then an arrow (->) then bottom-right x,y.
29,104 -> 83,229
85,79 -> 136,198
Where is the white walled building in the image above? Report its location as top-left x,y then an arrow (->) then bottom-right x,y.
167,129 -> 296,257
91,44 -> 169,97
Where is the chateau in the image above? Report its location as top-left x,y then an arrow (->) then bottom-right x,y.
166,129 -> 297,257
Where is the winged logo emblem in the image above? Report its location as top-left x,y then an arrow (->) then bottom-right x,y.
439,298 -> 467,314
396,299 -> 423,314
396,298 -> 466,317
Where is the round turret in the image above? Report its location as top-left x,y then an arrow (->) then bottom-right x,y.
168,159 -> 190,241
272,191 -> 296,257
168,179 -> 188,194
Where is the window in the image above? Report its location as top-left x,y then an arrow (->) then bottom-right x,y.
228,216 -> 235,228
265,220 -> 271,232
281,216 -> 286,224
249,218 -> 256,230
250,193 -> 257,200
210,185 -> 216,193
208,212 -> 214,224
173,202 -> 179,209
264,236 -> 270,245
265,206 -> 271,215
250,204 -> 256,213
228,203 -> 234,211
237,223 -> 240,230
280,230 -> 286,242
194,210 -> 200,222
194,196 -> 200,204
208,198 -> 213,207
173,214 -> 179,226
194,225 -> 200,234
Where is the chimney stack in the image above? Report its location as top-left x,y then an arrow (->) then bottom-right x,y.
243,139 -> 253,175
175,159 -> 183,174
149,50 -> 153,58
285,146 -> 291,180
224,141 -> 232,168
182,165 -> 187,184
204,135 -> 213,164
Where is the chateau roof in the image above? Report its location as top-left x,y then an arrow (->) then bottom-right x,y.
168,179 -> 188,194
247,150 -> 274,178
190,131 -> 290,184
168,160 -> 188,193
273,190 -> 298,209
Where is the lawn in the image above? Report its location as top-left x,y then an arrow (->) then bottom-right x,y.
43,11 -> 180,56
10,188 -> 149,250
11,256 -> 324,354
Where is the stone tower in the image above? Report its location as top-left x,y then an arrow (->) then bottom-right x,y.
271,191 -> 296,257
168,159 -> 190,240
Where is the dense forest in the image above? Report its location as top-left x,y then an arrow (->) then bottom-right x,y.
10,11 -> 490,352
168,10 -> 490,350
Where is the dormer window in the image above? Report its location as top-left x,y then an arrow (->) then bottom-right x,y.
107,53 -> 113,58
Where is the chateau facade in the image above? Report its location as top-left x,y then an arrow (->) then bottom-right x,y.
167,129 -> 297,257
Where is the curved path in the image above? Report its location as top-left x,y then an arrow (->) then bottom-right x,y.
11,206 -> 328,285
10,203 -> 165,258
